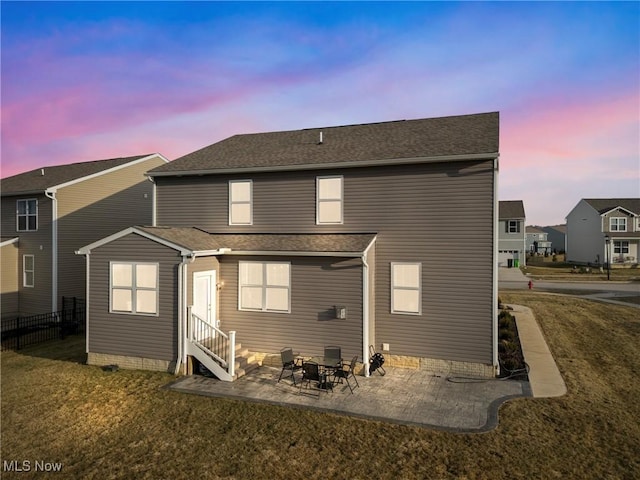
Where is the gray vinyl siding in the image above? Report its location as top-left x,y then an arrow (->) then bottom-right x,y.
88,233 -> 180,361
56,157 -> 164,302
219,255 -> 363,360
1,195 -> 53,315
158,158 -> 494,365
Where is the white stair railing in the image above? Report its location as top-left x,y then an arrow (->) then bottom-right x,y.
188,307 -> 235,377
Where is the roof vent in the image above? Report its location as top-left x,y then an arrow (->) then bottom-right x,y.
41,169 -> 45,176
318,131 -> 323,145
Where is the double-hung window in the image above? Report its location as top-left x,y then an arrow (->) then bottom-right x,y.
110,262 -> 159,315
316,176 -> 343,224
613,241 -> 629,255
610,217 -> 627,232
229,180 -> 252,225
506,220 -> 520,233
391,262 -> 421,315
23,255 -> 34,287
17,199 -> 37,231
239,261 -> 290,313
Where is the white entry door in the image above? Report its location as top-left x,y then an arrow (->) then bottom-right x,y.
193,271 -> 217,337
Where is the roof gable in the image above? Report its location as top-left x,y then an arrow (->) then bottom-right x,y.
499,200 -> 525,219
1,154 -> 163,196
149,112 -> 499,176
583,198 -> 640,216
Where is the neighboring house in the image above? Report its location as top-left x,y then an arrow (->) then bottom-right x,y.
566,198 -> 640,266
78,112 -> 501,380
0,154 -> 168,321
498,200 -> 526,267
526,226 -> 552,254
541,224 -> 566,253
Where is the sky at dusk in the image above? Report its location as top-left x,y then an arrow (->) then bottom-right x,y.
1,1 -> 638,226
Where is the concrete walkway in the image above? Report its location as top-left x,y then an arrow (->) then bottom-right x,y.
509,304 -> 566,397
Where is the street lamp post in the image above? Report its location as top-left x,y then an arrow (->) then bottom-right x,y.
604,235 -> 611,281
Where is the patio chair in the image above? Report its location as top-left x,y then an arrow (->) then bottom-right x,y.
278,347 -> 302,386
298,361 -> 330,396
333,355 -> 360,393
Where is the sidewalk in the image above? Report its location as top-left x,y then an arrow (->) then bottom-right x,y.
166,304 -> 565,432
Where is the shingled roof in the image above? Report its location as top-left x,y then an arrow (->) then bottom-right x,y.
584,198 -> 640,215
149,112 -> 499,176
1,154 -> 155,196
499,200 -> 526,220
128,227 -> 376,255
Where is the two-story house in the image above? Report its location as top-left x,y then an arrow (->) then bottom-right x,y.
498,200 -> 526,267
541,225 -> 566,253
566,198 -> 639,265
77,112 -> 501,380
526,226 -> 552,255
0,154 -> 168,321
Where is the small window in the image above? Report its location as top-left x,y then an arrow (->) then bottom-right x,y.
110,262 -> 158,315
229,180 -> 252,225
317,176 -> 343,224
391,262 -> 421,315
17,199 -> 38,231
506,221 -> 520,233
610,217 -> 627,232
23,255 -> 34,287
239,261 -> 290,313
613,241 -> 629,254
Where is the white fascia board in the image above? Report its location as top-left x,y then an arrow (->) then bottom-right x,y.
76,226 -> 194,256
148,152 -> 499,178
46,153 -> 169,193
362,235 -> 377,258
220,250 -> 364,257
600,206 -> 637,217
0,237 -> 19,247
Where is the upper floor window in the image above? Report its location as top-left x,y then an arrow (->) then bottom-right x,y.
229,180 -> 252,225
17,199 -> 37,231
391,262 -> 421,315
317,176 -> 343,224
110,262 -> 159,315
506,220 -> 520,233
23,255 -> 34,288
610,217 -> 627,232
239,261 -> 290,313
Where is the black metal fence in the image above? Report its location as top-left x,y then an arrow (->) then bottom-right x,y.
1,297 -> 86,351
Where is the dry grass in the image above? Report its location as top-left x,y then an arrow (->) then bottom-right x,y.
522,264 -> 640,281
2,294 -> 639,479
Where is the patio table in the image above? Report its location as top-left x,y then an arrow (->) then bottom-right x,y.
309,356 -> 341,390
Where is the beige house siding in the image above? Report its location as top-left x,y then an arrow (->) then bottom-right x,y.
56,155 -> 166,302
1,240 -> 19,320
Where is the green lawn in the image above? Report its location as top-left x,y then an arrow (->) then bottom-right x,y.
2,294 -> 639,479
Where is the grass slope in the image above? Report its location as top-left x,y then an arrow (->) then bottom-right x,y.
1,294 -> 639,479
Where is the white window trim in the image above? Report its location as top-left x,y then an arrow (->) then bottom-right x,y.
16,199 -> 38,232
109,261 -> 159,316
238,261 -> 291,313
316,175 -> 344,225
610,217 -> 627,232
229,179 -> 253,225
613,241 -> 629,254
391,262 -> 422,315
23,254 -> 34,288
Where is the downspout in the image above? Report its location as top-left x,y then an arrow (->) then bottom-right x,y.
45,189 -> 58,312
175,253 -> 195,375
492,156 -> 500,376
147,176 -> 157,227
85,253 -> 90,354
361,238 -> 376,378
